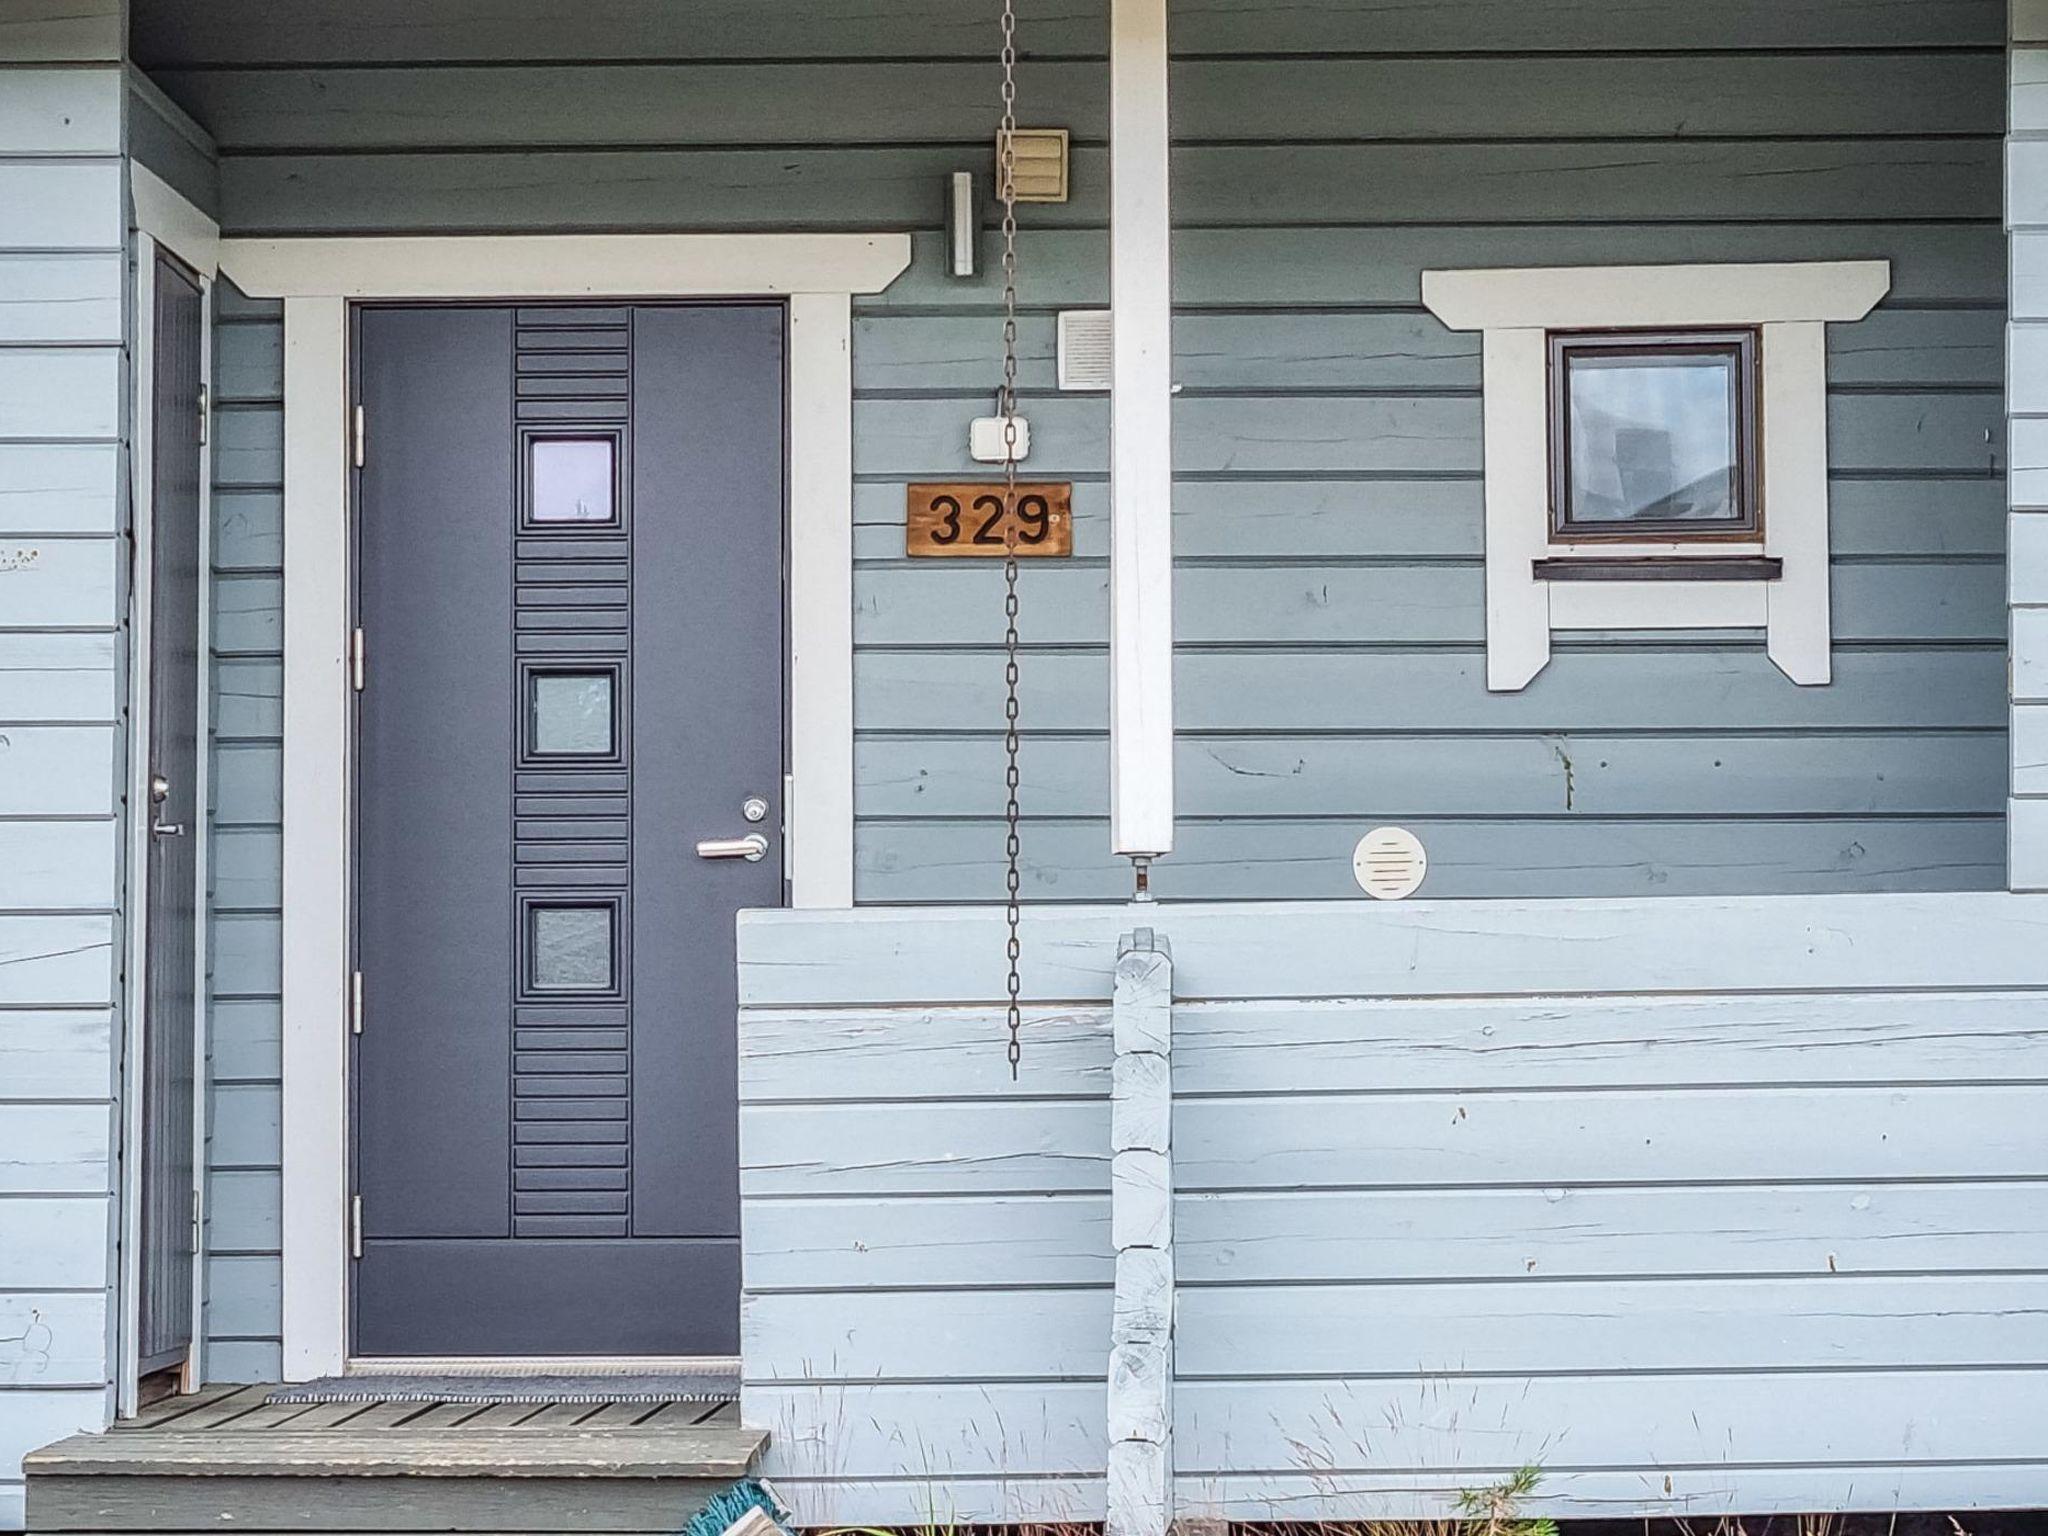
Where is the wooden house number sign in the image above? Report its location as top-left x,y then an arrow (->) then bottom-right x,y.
906,482 -> 1074,557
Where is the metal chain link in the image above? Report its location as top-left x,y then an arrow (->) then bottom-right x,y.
998,0 -> 1024,1079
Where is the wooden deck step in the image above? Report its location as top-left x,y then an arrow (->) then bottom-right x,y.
23,1386 -> 765,1535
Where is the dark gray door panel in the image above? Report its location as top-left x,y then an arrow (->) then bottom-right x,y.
629,304 -> 784,1243
353,302 -> 784,1357
355,306 -> 517,1243
139,250 -> 205,1376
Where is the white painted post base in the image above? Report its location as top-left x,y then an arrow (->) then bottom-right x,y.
1108,929 -> 1173,1536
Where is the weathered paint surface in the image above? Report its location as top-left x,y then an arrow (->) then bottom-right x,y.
0,9 -> 127,1526
737,896 -> 2048,1525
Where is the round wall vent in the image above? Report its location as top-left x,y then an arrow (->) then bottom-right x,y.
1353,826 -> 1428,900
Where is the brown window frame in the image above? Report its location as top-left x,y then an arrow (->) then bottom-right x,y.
1547,327 -> 1762,544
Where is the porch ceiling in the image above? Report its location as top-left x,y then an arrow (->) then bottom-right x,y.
128,0 -> 1070,70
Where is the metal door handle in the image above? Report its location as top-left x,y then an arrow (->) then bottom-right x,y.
152,821 -> 188,838
696,833 -> 769,862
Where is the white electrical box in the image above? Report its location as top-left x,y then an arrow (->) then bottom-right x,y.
969,415 -> 1031,464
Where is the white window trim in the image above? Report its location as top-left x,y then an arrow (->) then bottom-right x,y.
121,164 -> 221,1414
215,232 -> 911,1380
1421,260 -> 1890,691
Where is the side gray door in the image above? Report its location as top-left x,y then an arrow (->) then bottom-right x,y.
352,303 -> 786,1357
139,249 -> 204,1377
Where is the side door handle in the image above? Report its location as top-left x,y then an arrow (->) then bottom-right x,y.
696,833 -> 769,863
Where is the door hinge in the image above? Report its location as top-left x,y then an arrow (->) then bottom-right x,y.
349,970 -> 363,1035
782,772 -> 794,882
350,627 -> 366,692
197,383 -> 210,447
352,404 -> 366,468
190,1189 -> 201,1252
350,1195 -> 364,1260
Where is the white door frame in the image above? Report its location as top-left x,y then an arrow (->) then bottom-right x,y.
215,231 -> 910,1381
120,163 -> 221,1413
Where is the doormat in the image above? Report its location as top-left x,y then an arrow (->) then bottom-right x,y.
267,1367 -> 739,1406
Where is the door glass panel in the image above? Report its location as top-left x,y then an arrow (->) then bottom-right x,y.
531,905 -> 614,991
530,436 -> 616,524
530,672 -> 614,756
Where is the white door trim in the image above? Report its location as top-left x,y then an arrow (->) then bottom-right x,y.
217,231 -> 911,1380
120,170 -> 220,1413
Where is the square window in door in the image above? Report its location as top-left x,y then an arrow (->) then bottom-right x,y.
1549,329 -> 1760,541
525,667 -> 619,760
526,433 -> 619,527
525,901 -> 620,995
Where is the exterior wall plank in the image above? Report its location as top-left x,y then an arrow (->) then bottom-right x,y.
739,897 -> 2048,1524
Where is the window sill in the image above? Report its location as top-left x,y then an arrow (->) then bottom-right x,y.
1532,555 -> 1784,583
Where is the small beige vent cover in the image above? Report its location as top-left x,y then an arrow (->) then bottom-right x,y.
998,127 -> 1070,203
1057,310 -> 1113,391
1353,826 -> 1428,900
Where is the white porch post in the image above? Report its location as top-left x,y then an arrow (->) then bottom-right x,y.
1109,0 -> 1176,862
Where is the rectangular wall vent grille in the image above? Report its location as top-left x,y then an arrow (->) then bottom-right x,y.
1057,309 -> 1113,391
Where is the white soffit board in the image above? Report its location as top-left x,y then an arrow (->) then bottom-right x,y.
1421,260 -> 1890,331
219,233 -> 913,299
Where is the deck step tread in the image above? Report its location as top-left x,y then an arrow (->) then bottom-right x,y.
26,1425 -> 766,1479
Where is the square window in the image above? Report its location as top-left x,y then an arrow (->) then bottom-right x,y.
528,670 -> 616,758
528,904 -> 616,993
528,435 -> 617,525
1549,330 -> 1759,541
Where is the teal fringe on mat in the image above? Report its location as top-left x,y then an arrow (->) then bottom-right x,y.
679,1478 -> 788,1536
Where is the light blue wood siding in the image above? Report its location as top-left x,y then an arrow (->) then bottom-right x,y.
738,895 -> 2048,1525
144,0 -> 2007,910
0,10 -> 127,1525
2012,2 -> 2048,885
149,0 -> 2011,1385
197,279 -> 283,1380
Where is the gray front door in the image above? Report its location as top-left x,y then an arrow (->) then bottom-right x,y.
352,303 -> 786,1357
139,249 -> 204,1378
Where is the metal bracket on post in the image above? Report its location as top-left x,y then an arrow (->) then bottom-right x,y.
1109,927 -> 1173,1536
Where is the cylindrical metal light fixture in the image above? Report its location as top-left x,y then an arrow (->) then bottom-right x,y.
948,170 -> 979,279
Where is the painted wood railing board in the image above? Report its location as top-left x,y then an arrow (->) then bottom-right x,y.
744,1195 -> 1111,1291
1176,1371 -> 2048,1471
1175,1084 -> 2048,1190
743,1290 -> 1112,1383
1172,990 -> 2048,1092
1175,1466 -> 2048,1524
1178,1274 -> 2048,1377
1178,1180 -> 2048,1283
739,897 -> 2048,1006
